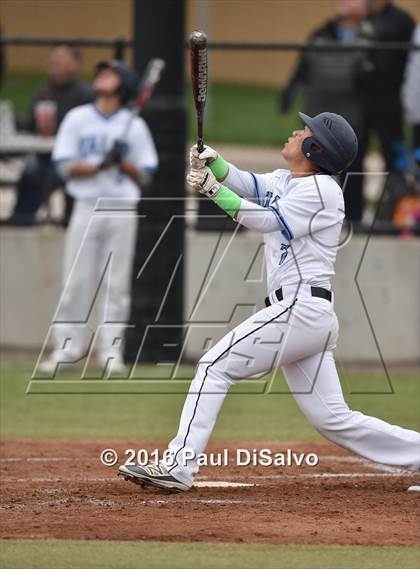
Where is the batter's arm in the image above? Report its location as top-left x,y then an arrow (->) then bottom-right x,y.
119,160 -> 140,184
54,159 -> 98,179
188,167 -> 291,237
236,199 -> 292,236
224,164 -> 267,204
58,160 -> 148,187
68,163 -> 99,178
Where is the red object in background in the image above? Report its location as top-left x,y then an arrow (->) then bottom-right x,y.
393,195 -> 420,229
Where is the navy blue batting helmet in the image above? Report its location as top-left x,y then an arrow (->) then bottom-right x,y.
95,60 -> 139,103
299,112 -> 358,175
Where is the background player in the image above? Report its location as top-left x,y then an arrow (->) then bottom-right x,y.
119,111 -> 420,491
39,61 -> 158,375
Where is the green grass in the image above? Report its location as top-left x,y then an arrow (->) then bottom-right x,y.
1,362 -> 418,569
1,361 -> 418,441
0,72 -> 47,116
3,72 -> 412,149
189,82 -> 300,145
1,72 -> 300,146
1,540 -> 419,569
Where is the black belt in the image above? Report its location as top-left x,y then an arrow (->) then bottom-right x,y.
265,286 -> 332,307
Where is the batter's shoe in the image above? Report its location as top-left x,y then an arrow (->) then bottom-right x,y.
118,463 -> 191,493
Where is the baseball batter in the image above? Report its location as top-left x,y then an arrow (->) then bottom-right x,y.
119,112 -> 420,490
40,61 -> 158,375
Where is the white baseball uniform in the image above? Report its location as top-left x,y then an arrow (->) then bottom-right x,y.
49,103 -> 158,366
163,164 -> 420,485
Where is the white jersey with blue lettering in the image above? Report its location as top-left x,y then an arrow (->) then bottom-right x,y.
224,165 -> 345,293
53,103 -> 158,200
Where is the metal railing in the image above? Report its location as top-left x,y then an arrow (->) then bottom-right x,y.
0,36 -> 130,60
1,35 -> 418,61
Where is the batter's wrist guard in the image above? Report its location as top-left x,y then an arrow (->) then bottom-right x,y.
212,185 -> 241,219
209,154 -> 229,180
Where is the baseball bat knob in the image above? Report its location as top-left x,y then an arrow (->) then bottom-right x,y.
190,30 -> 207,47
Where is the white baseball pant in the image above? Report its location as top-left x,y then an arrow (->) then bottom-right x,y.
51,199 -> 138,364
163,286 -> 420,485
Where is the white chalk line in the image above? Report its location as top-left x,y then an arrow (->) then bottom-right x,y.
0,454 -> 409,474
135,499 -> 272,505
0,455 -> 415,482
194,481 -> 255,488
1,470 -> 418,484
0,457 -> 73,462
321,456 -> 409,474
0,497 -> 272,510
248,473 -> 417,479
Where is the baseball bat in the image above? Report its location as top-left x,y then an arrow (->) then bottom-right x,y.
189,30 -> 208,153
121,58 -> 166,140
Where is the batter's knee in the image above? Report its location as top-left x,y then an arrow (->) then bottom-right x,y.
300,398 -> 355,435
194,351 -> 237,390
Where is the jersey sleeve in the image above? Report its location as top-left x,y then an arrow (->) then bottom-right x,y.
274,179 -> 343,240
52,109 -> 80,162
127,118 -> 158,171
236,176 -> 343,239
236,200 -> 285,234
225,165 -> 277,202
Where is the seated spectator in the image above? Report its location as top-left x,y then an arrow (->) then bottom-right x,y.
6,44 -> 93,226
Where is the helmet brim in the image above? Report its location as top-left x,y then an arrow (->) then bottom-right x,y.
95,61 -> 112,75
298,112 -> 317,133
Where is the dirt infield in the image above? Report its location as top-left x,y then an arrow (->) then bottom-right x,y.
1,440 -> 419,545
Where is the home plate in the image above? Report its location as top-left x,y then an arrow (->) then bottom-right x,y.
194,481 -> 256,488
407,485 -> 420,492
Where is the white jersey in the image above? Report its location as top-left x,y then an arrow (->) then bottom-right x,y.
225,165 -> 344,292
53,103 -> 158,201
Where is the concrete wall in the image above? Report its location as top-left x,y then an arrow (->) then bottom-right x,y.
1,0 -> 419,85
0,227 -> 63,350
1,227 -> 419,363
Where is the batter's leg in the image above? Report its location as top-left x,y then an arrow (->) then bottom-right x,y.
162,297 -> 336,485
96,211 -> 138,367
51,201 -> 99,362
282,350 -> 420,470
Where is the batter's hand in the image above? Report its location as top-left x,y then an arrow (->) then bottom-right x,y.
98,140 -> 125,170
187,167 -> 221,198
190,145 -> 218,169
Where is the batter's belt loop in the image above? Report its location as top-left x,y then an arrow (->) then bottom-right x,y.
265,286 -> 332,307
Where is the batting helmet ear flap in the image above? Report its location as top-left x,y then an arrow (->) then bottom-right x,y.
302,137 -> 312,159
301,136 -> 327,169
